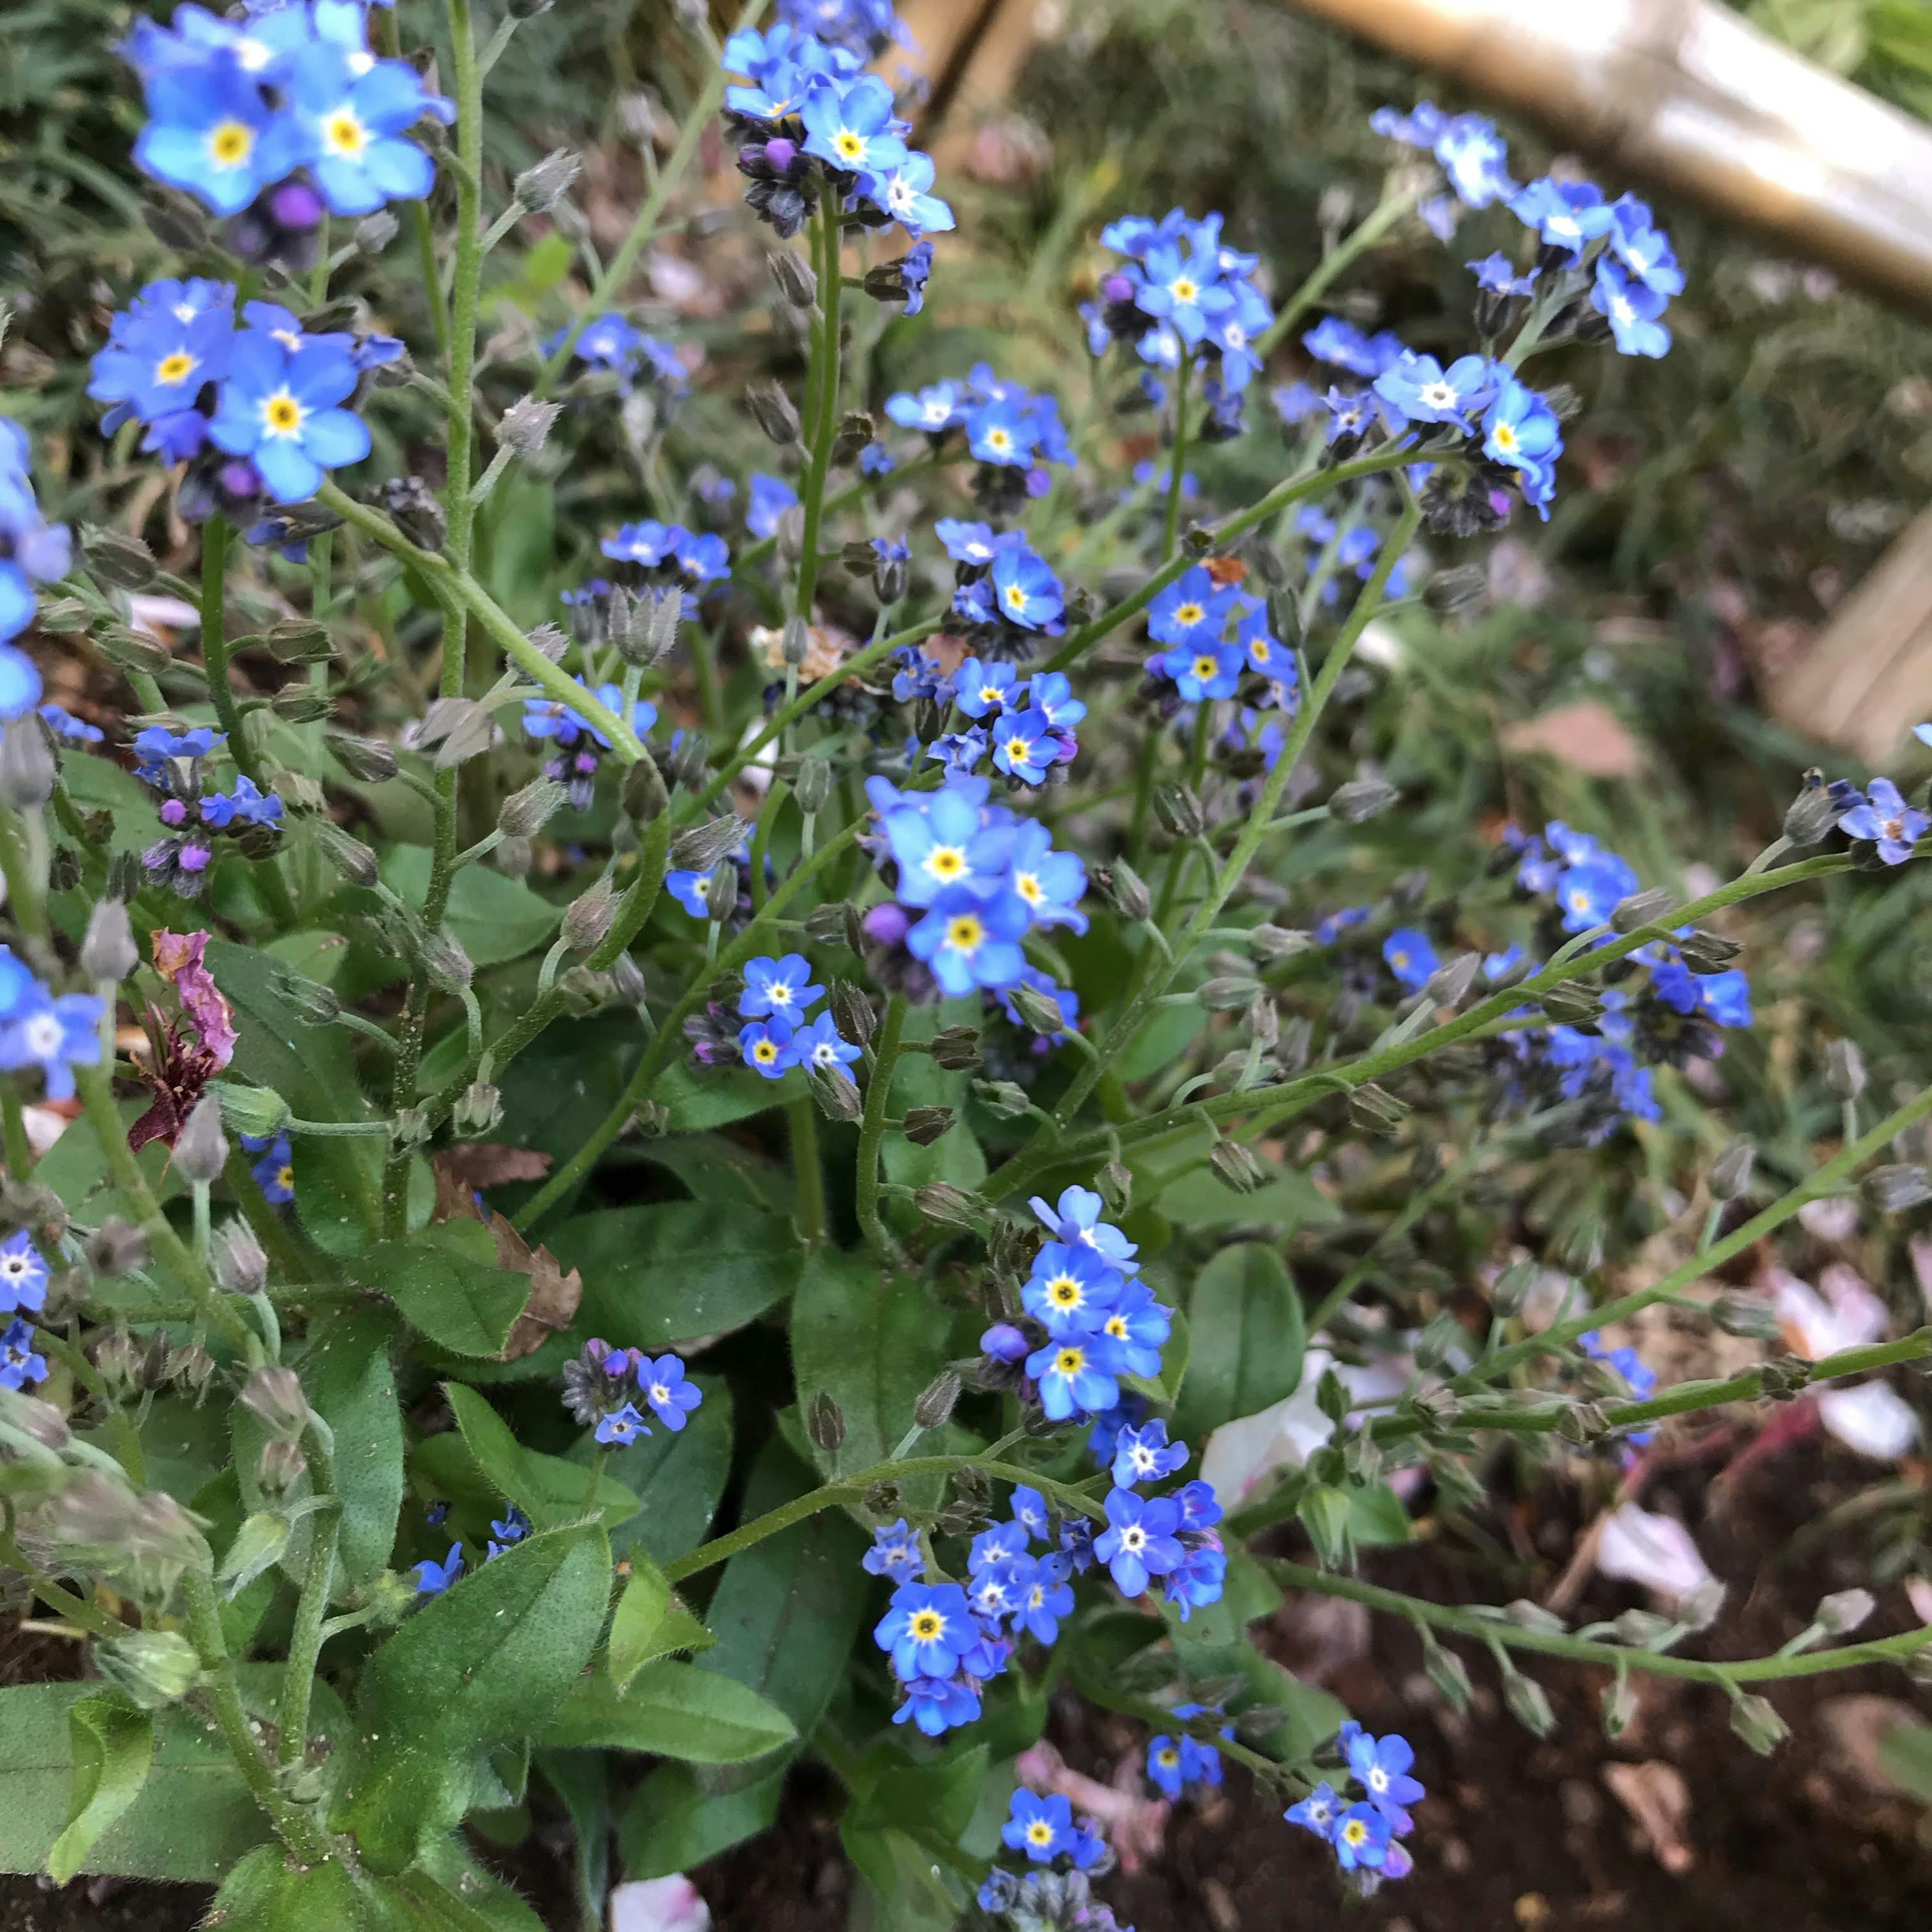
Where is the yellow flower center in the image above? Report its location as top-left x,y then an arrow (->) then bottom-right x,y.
1342,1819 -> 1367,1846
945,914 -> 986,953
910,1609 -> 944,1640
1171,277 -> 1198,303
154,351 -> 198,387
834,131 -> 865,162
1492,422 -> 1517,452
1003,583 -> 1027,609
753,1039 -> 778,1063
260,389 -> 306,439
1249,637 -> 1270,661
1015,873 -> 1043,904
1174,602 -> 1204,628
1105,1315 -> 1128,1338
1004,736 -> 1030,763
979,685 -> 1004,705
1047,1276 -> 1081,1307
926,846 -> 965,880
1159,1749 -> 1180,1767
1027,1822 -> 1055,1846
275,1165 -> 294,1193
1192,655 -> 1218,681
207,120 -> 255,168
986,428 -> 1012,452
323,109 -> 368,158
1054,1346 -> 1084,1375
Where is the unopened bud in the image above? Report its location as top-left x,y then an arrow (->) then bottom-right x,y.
807,1389 -> 846,1452
80,899 -> 139,983
913,1370 -> 962,1432
903,1106 -> 954,1146
1710,1137 -> 1755,1200
1009,979 -> 1073,1035
496,835 -> 534,879
175,1095 -> 229,1185
1728,1692 -> 1789,1756
830,412 -> 876,467
1867,1164 -> 1932,1213
1098,1161 -> 1132,1215
805,901 -> 855,948
240,1365 -> 309,1439
973,1080 -> 1031,1119
1710,1289 -> 1781,1341
1348,1082 -> 1410,1135
515,147 -> 581,212
1093,861 -> 1151,923
1489,1259 -> 1539,1317
1151,784 -> 1206,841
668,731 -> 710,789
619,757 -> 669,826
499,395 -> 564,456
211,1219 -> 268,1298
703,861 -> 739,923
1816,1586 -> 1875,1636
501,776 -> 568,839
354,208 -> 399,256
85,1218 -> 146,1279
455,1081 -> 503,1137
47,845 -> 79,893
779,614 -> 811,668
1676,928 -> 1742,972
929,1025 -> 981,1071
216,1511 -> 291,1599
97,1630 -> 201,1710
256,1435 -> 308,1502
421,926 -> 474,994
1297,1484 -> 1353,1569
564,886 -> 615,951
768,250 -> 818,307
271,688 -> 331,725
212,1082 -> 291,1140
793,755 -> 832,816
1611,887 -> 1674,934
830,982 -> 876,1044
415,696 -> 496,768
610,953 -> 647,1005
672,813 -> 746,873
1329,774 -> 1399,824
1783,775 -> 1837,847
316,822 -> 380,888
746,379 -> 801,445
1198,976 -> 1263,1012
1601,1672 -> 1638,1739
1209,1139 -> 1267,1194
265,619 -> 331,664
1825,1038 -> 1866,1100
279,973 -> 342,1025
916,1183 -> 983,1230
774,504 -> 807,567
325,730 -> 399,782
1540,981 -> 1603,1025
807,1066 -> 863,1121
1423,562 -> 1487,614
0,717 -> 54,810
1422,1635 -> 1473,1711
526,621 -> 569,664
1245,990 -> 1280,1048
83,526 -> 157,591
1501,1664 -> 1556,1738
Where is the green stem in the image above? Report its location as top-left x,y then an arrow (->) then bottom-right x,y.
1162,349 -> 1193,560
732,448 -> 948,577
1255,183 -> 1425,357
855,994 -> 906,1260
792,201 -> 845,624
0,808 -> 47,942
789,1097 -> 827,1247
1,1083 -> 33,1180
1265,1559 -> 1932,1685
276,1428 -> 340,1766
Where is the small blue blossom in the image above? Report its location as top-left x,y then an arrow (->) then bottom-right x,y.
874,1579 -> 975,1680
0,987 -> 106,1102
1006,822 -> 1088,932
739,1017 -> 795,1078
990,708 -> 1059,785
907,884 -> 1030,996
206,327 -> 370,504
666,870 -> 711,918
1094,1487 -> 1183,1598
1134,238 -> 1234,347
594,1403 -> 651,1445
636,1355 -> 702,1431
1837,776 -> 1925,865
1333,1802 -> 1393,1870
1012,1553 -> 1075,1645
1155,638 -> 1245,703
1022,1242 -> 1123,1337
1347,1731 -> 1426,1821
1284,1782 -> 1343,1838
1591,260 -> 1672,359
889,383 -> 965,433
781,1011 -> 861,1082
894,1672 -> 981,1736
867,151 -> 954,237
0,1230 -> 49,1315
1481,374 -> 1563,519
1028,1331 -> 1127,1422
1374,351 -> 1496,428
1468,253 -> 1541,298
1097,1279 -> 1173,1380
1383,928 -> 1439,991
1509,177 -> 1616,262
411,1544 -> 464,1595
989,541 -> 1064,630
1029,1185 -> 1138,1271
0,1317 -> 47,1392
746,472 -> 798,540
1302,318 -> 1404,379
739,952 -> 825,1020
862,1518 -> 926,1581
1002,1790 -> 1077,1863
799,73 -> 908,179
1608,196 -> 1685,297
1164,1539 -> 1228,1619
1110,1418 -> 1189,1489
243,1130 -> 295,1206
1148,566 -> 1240,650
953,657 -> 1023,718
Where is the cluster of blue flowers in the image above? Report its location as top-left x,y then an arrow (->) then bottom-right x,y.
132,725 -> 286,897
976,1789 -> 1131,1928
522,677 -> 658,813
0,423 -> 70,717
0,1231 -> 50,1396
409,1504 -> 532,1597
860,772 -> 1086,1010
547,315 -> 689,397
1835,775 -> 1928,866
1145,561 -> 1296,711
722,14 -> 947,338
731,953 -> 863,1084
1285,1723 -> 1424,1888
89,281 -> 392,510
0,946 -> 105,1106
1145,1705 -> 1229,1802
123,1 -> 451,225
883,367 -> 1078,506
1082,209 -> 1274,438
558,1336 -> 704,1448
895,640 -> 1086,789
241,1129 -> 296,1206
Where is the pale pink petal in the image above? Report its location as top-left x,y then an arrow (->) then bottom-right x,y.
1767,1270 -> 1845,1361
1596,1503 -> 1718,1603
608,1877 -> 711,1932
150,928 -> 238,1070
1817,1382 -> 1919,1461
1817,1264 -> 1889,1348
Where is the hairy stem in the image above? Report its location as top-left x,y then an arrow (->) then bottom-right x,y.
855,994 -> 906,1260
275,1427 -> 340,1765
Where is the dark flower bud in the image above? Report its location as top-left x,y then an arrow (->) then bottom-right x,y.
1092,860 -> 1152,922
1249,923 -> 1314,961
256,1436 -> 308,1502
380,474 -> 448,550
1329,773 -> 1399,824
211,1219 -> 268,1298
1825,1038 -> 1866,1100
1783,771 -> 1837,846
746,379 -> 801,445
1611,887 -> 1674,934
768,249 -> 818,307
831,982 -> 876,1044
807,1390 -> 846,1452
1759,1355 -> 1812,1399
987,1219 -> 1032,1278
564,884 -> 616,952
1710,1289 -> 1781,1341
421,925 -> 474,994
916,1183 -> 983,1230
315,822 -> 380,888
805,901 -> 855,948
1349,1082 -> 1410,1136
610,953 -> 647,1007
455,1081 -> 503,1137
702,861 -> 739,924
514,147 -> 581,213
106,850 -> 143,903
47,845 -> 79,893
863,1480 -> 902,1518
0,717 -> 54,810
903,1106 -> 954,1146
271,687 -> 332,726
672,814 -> 746,873
1424,951 -> 1482,1008
808,1066 -> 863,1121
1209,1139 -> 1267,1194
973,1080 -> 1031,1119
1540,981 -> 1603,1025
174,1095 -> 229,1185
913,1370 -> 962,1432
497,776 -> 566,840
668,731 -> 710,789
83,526 -> 158,591
80,899 -> 139,983
1152,784 -> 1206,841
929,1025 -> 982,1071
1099,1161 -> 1132,1215
1675,928 -> 1742,972
85,1218 -> 146,1279
1008,979 -> 1073,1035
1866,1164 -> 1932,1213
240,1365 -> 309,1440
1710,1137 -> 1755,1201
618,756 -> 669,828
264,618 -> 332,664
1728,1693 -> 1789,1756
830,412 -> 876,467
1423,562 -> 1488,615
1198,976 -> 1263,1012
325,730 -> 399,782
1246,990 -> 1280,1048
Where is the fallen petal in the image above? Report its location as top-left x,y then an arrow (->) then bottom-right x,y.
1817,1381 -> 1919,1461
1595,1502 -> 1718,1604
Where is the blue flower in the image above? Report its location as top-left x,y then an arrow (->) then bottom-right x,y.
1333,1801 -> 1392,1870
1097,1279 -> 1172,1380
1009,1484 -> 1052,1542
874,1579 -> 975,1681
1374,350 -> 1497,428
966,396 -> 1038,469
1164,1539 -> 1227,1619
1027,1331 -> 1126,1422
800,74 -> 907,178
200,775 -> 285,830
1303,318 -> 1403,379
1027,671 -> 1086,732
867,151 -> 953,237
244,1130 -> 295,1205
899,239 -> 934,318
882,782 -> 1012,906
1006,821 -> 1088,932
1697,969 -> 1753,1029
1148,566 -> 1239,650
1147,1736 -> 1188,1800
1173,1480 -> 1222,1534
1285,1782 -> 1343,1838
739,952 -> 825,1020
738,1017 -> 795,1078
862,1517 -> 925,1581
781,1011 -> 861,1082
603,520 -> 674,566
132,48 -> 296,217
1029,1184 -> 1138,1270
1509,177 -> 1615,262
1383,927 -> 1439,991
893,1672 -> 981,1736
747,472 -> 798,540
989,541 -> 1063,630
1608,196 -> 1685,297
970,1518 -> 1030,1573
1556,853 -> 1638,933
1023,1242 -> 1122,1337
1435,114 -> 1516,208
1468,253 -> 1540,298
1481,375 -> 1563,519
572,314 -> 645,377
990,708 -> 1059,785
667,870 -> 711,919
594,1402 -> 651,1445
1837,778 -> 1929,866
908,884 -> 1030,995
1093,1487 -> 1183,1598
1591,260 -> 1672,359
1012,1553 -> 1074,1645
206,327 -> 370,503
411,1543 -> 464,1595
968,1558 -> 1027,1624
88,281 -> 235,452
1155,639 -> 1245,703
1002,1790 -> 1077,1863
671,527 -> 731,585
1347,1730 -> 1426,1821
1134,239 -> 1234,347
1111,1418 -> 1189,1489
0,1229 -> 48,1315
0,986 -> 105,1102
285,47 -> 444,216
636,1354 -> 702,1430
953,657 -> 1023,718
489,1506 -> 530,1551
0,1317 -> 46,1392
888,383 -> 964,433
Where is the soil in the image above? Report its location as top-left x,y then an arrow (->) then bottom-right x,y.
6,1440 -> 1931,1931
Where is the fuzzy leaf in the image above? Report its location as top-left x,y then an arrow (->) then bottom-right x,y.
46,1696 -> 151,1885
538,1663 -> 795,1763
1173,1241 -> 1307,1443
441,1381 -> 638,1531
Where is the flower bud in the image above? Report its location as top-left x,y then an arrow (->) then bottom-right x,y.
1611,887 -> 1674,934
792,755 -> 833,817
47,844 -> 79,893
807,1066 -> 863,1121
1710,1289 -> 1781,1341
609,952 -> 647,1007
774,504 -> 807,567
1348,1082 -> 1410,1136
973,1080 -> 1031,1119
672,813 -> 747,874
174,1095 -> 229,1185
1728,1692 -> 1789,1755
495,835 -> 534,879
1815,1586 -> 1875,1636
1710,1136 -> 1755,1200
1783,772 -> 1837,846
526,621 -> 570,664
746,379 -> 801,445
265,619 -> 331,664
1825,1038 -> 1866,1100
1151,784 -> 1206,841
1297,1484 -> 1353,1569
417,925 -> 473,996
1539,981 -> 1603,1025
830,412 -> 876,467
564,886 -> 615,952
499,396 -> 564,457
903,1106 -> 954,1147
80,898 -> 139,983
805,901 -> 855,948
1197,976 -> 1263,1012
514,147 -> 582,212
1422,1634 -> 1473,1711
913,1370 -> 962,1432
492,777 -> 562,842
703,861 -> 739,923
830,982 -> 876,1045
1675,928 -> 1742,972
1209,1139 -> 1266,1194
1249,923 -> 1313,961
211,1219 -> 268,1298
1009,978 -> 1074,1035
455,1081 -> 504,1137
916,1183 -> 983,1230
1329,773 -> 1399,824
354,208 -> 399,256
256,1435 -> 308,1502
1501,1664 -> 1556,1738
271,688 -> 331,725
806,1389 -> 846,1451
1098,1161 -> 1132,1216
85,1218 -> 146,1279
96,1629 -> 201,1710
1092,861 -> 1152,922
1423,952 -> 1481,1009
0,717 -> 54,810
768,249 -> 818,307
778,614 -> 812,669
315,821 -> 380,888
414,696 -> 496,768
929,1025 -> 982,1071
212,1082 -> 291,1140
1866,1164 -> 1932,1213
216,1511 -> 291,1599
83,526 -> 158,591
240,1365 -> 309,1441
325,729 -> 399,783
617,757 -> 668,828
1423,562 -> 1487,614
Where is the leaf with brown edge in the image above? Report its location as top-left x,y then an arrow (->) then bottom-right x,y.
488,1211 -> 583,1360
431,1143 -> 553,1211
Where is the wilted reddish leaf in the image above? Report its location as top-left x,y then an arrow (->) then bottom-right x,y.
435,1144 -> 553,1195
150,929 -> 237,1068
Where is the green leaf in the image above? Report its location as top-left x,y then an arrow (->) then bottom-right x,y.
207,935 -> 375,1128
539,1663 -> 796,1763
442,1382 -> 639,1532
846,1741 -> 989,1846
584,1376 -> 733,1563
695,1438 -> 868,1789
383,846 -> 559,969
789,1248 -> 947,1485
1157,1151 -> 1337,1230
842,1821 -> 967,1932
534,1751 -> 609,1929
332,1524 -> 611,1873
206,1845 -> 378,1931
1348,1480 -> 1413,1547
550,1202 -> 804,1350
300,1307 -> 406,1586
0,1683 -> 268,1880
414,1835 -> 550,1932
1173,1242 -> 1307,1443
655,1059 -> 789,1133
356,1223 -> 530,1357
609,1557 -> 716,1691
618,1760 -> 783,1880
46,1696 -> 151,1885
1118,1002 -> 1208,1080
